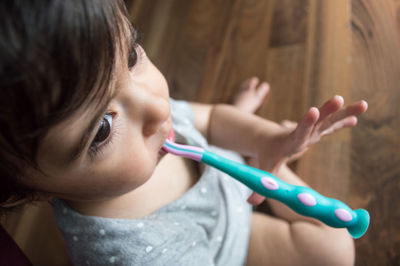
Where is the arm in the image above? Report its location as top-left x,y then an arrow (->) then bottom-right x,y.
207,104 -> 285,158
190,102 -> 312,222
195,96 -> 367,177
190,102 -> 282,157
189,98 -> 367,223
188,102 -> 213,138
206,104 -> 319,223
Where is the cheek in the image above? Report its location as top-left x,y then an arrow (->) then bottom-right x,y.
114,150 -> 154,185
95,139 -> 157,194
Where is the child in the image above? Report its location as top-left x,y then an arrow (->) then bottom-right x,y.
0,1 -> 368,265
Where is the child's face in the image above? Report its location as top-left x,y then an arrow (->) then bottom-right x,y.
23,46 -> 173,203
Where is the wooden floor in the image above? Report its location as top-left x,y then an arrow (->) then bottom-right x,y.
1,0 -> 399,265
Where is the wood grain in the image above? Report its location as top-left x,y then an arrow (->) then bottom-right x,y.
350,0 -> 400,265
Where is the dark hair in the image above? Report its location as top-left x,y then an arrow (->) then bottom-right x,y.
0,0 -> 138,211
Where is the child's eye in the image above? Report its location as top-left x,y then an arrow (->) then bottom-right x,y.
128,46 -> 138,69
90,113 -> 113,152
128,45 -> 145,70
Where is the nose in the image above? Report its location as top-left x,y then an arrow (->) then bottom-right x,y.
124,57 -> 170,137
141,94 -> 169,137
140,62 -> 170,137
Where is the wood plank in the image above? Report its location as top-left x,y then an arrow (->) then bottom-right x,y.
350,0 -> 400,265
296,0 -> 352,196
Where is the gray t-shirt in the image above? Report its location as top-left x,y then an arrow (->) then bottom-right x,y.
52,99 -> 253,266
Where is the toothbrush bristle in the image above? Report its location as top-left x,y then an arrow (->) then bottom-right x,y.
162,139 -> 204,161
161,129 -> 175,153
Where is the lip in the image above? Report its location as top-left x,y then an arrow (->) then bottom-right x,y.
166,128 -> 175,142
158,127 -> 175,156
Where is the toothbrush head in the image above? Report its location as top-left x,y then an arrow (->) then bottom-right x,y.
162,139 -> 204,161
161,129 -> 175,153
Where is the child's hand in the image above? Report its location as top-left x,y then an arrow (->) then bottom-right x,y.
247,95 -> 368,205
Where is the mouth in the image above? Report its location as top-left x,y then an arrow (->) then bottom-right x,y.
166,128 -> 175,142
159,128 -> 175,156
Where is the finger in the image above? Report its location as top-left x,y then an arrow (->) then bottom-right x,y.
317,95 -> 344,122
320,116 -> 358,136
280,120 -> 298,130
240,76 -> 259,92
319,100 -> 367,133
293,107 -> 320,144
336,100 -> 368,118
247,192 -> 266,206
256,82 -> 270,98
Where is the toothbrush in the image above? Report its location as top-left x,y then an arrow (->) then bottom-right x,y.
162,139 -> 370,239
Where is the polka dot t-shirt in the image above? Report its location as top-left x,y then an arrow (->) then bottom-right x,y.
51,99 -> 253,266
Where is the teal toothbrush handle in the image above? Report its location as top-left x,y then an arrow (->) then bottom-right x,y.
201,150 -> 370,239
